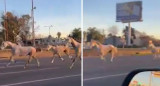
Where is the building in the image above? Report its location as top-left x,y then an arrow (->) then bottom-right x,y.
35,35 -> 68,46
104,36 -> 124,47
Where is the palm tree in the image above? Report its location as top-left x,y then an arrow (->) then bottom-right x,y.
57,32 -> 61,39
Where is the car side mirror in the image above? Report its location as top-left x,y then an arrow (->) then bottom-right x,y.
122,69 -> 160,86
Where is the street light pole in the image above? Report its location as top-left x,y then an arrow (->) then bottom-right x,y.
4,0 -> 7,41
31,0 -> 36,46
44,25 -> 53,36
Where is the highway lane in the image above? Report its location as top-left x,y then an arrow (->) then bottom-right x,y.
83,55 -> 160,86
0,57 -> 81,86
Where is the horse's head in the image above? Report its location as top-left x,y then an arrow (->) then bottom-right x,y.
90,40 -> 97,49
148,40 -> 155,49
67,37 -> 72,43
1,41 -> 10,50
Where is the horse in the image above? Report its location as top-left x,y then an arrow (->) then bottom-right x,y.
90,40 -> 118,62
67,37 -> 81,69
46,44 -> 72,63
148,40 -> 160,59
0,41 -> 40,69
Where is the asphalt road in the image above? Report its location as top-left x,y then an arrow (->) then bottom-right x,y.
0,56 -> 81,86
83,55 -> 160,86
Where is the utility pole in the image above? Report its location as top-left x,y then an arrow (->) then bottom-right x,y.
31,0 -> 36,46
128,22 -> 131,46
4,0 -> 8,41
44,25 -> 53,36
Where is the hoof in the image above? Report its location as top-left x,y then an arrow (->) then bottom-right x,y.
70,66 -> 73,69
61,58 -> 65,62
51,60 -> 54,63
69,56 -> 73,59
37,64 -> 40,68
70,64 -> 74,69
100,57 -> 105,60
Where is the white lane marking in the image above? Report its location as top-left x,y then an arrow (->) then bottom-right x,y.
0,67 -> 59,75
0,62 -> 25,64
1,74 -> 81,86
0,64 -> 35,69
83,73 -> 128,81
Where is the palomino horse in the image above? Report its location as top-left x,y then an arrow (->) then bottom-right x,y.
148,40 -> 160,58
0,41 -> 40,69
90,40 -> 118,62
46,44 -> 72,63
67,37 -> 81,69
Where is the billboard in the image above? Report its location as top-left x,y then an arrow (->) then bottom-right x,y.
116,1 -> 142,22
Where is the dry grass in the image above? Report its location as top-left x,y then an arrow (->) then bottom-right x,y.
0,49 -> 75,59
83,48 -> 153,57
0,48 -> 154,59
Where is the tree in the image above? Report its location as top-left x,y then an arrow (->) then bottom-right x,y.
57,32 -> 61,39
107,25 -> 118,36
18,14 -> 31,43
70,28 -> 81,42
122,26 -> 136,44
1,12 -> 31,43
1,12 -> 20,42
87,27 -> 105,43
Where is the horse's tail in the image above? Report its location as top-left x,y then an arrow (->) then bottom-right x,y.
112,46 -> 118,57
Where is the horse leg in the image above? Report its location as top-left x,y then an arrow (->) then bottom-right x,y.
65,50 -> 72,59
111,51 -> 114,62
6,56 -> 15,67
153,53 -> 158,59
51,53 -> 56,63
24,56 -> 32,69
100,54 -> 106,61
70,53 -> 80,69
58,53 -> 64,61
32,56 -> 40,68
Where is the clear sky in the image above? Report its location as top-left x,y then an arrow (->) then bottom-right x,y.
0,0 -> 81,38
84,0 -> 160,39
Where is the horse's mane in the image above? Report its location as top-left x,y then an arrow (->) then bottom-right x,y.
69,37 -> 81,43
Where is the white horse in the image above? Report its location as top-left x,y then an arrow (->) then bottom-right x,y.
46,44 -> 72,63
68,37 -> 81,69
90,40 -> 118,62
148,40 -> 160,59
0,41 -> 40,69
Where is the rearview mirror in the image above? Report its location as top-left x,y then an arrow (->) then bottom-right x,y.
122,69 -> 160,86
